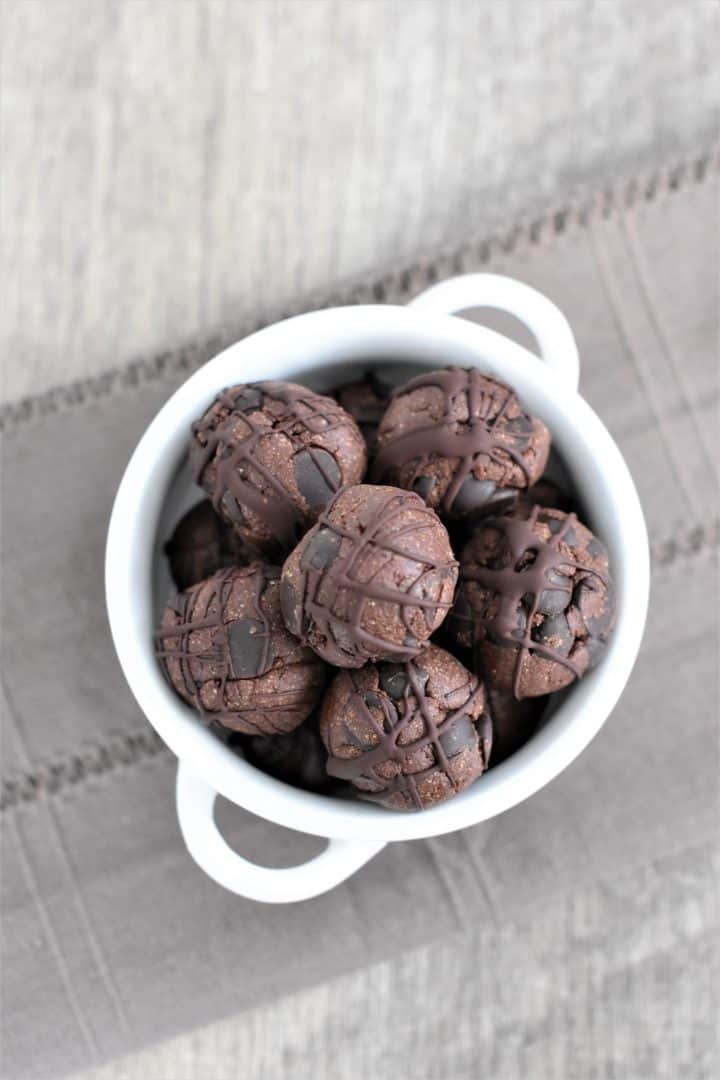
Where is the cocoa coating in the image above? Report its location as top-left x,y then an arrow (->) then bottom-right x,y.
452,504 -> 615,698
155,563 -> 326,734
373,367 -> 550,520
320,645 -> 492,810
228,715 -> 338,794
333,370 -> 393,443
164,499 -> 249,591
280,484 -> 458,668
190,381 -> 367,554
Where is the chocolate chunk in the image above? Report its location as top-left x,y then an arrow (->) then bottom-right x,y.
462,486 -> 520,523
452,477 -> 498,514
503,415 -> 534,434
537,582 -> 572,615
412,476 -> 436,499
587,536 -> 608,559
533,612 -> 573,655
231,387 -> 264,413
582,576 -> 616,639
228,618 -> 274,678
279,577 -> 302,636
438,714 -> 478,757
364,691 -> 399,730
300,526 -> 342,571
585,636 -> 608,668
378,664 -> 409,700
343,722 -> 370,750
293,447 -> 342,508
220,490 -> 247,525
475,708 -> 494,763
364,691 -> 383,710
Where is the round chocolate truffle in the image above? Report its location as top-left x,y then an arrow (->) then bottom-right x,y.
525,446 -> 579,513
333,370 -> 393,443
320,645 -> 492,811
164,499 -> 249,591
524,479 -> 572,513
190,381 -> 367,554
373,367 -> 550,520
280,484 -> 458,668
155,563 -> 326,734
228,715 -> 336,794
484,684 -> 547,765
452,504 -> 615,698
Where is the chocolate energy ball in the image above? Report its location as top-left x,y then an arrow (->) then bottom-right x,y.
280,484 -> 458,668
333,370 -> 393,443
320,645 -> 492,811
155,563 -> 326,735
525,446 -> 579,514
227,715 -> 336,794
453,504 -> 615,699
190,381 -> 367,554
164,499 -> 250,591
373,367 -> 550,520
524,479 -> 571,513
484,684 -> 547,765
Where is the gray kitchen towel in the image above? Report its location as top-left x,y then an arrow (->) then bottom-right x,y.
1,149 -> 719,1080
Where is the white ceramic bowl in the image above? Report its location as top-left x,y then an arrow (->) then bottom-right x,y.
106,274 -> 649,903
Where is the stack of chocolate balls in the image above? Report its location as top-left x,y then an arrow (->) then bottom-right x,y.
156,371 -> 615,811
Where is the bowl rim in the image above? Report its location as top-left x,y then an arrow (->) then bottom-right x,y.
105,304 -> 650,842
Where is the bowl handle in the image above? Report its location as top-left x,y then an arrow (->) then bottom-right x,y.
176,761 -> 385,903
408,272 -> 580,390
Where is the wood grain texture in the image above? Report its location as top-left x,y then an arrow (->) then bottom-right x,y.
1,0 -> 719,405
68,844 -> 718,1080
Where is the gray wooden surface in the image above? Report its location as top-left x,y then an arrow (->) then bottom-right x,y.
2,3 -> 719,1079
1,0 -> 719,406
64,845 -> 718,1080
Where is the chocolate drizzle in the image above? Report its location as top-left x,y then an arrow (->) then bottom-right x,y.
461,506 -> 609,698
282,486 -> 458,667
373,367 -> 545,515
190,382 -> 352,549
155,563 -> 322,733
325,654 -> 491,811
